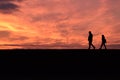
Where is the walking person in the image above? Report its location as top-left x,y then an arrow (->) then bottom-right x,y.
99,35 -> 107,49
88,31 -> 95,49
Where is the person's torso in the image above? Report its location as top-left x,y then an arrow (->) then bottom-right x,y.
88,34 -> 93,41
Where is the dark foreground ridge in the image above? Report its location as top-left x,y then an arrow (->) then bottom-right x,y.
0,49 -> 120,80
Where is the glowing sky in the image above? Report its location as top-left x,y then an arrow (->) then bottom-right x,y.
0,0 -> 120,49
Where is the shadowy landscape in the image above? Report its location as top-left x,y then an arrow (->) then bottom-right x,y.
0,0 -> 120,80
0,49 -> 120,80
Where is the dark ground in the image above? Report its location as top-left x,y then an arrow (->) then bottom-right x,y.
0,49 -> 120,80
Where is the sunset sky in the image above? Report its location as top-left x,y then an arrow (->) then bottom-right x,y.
0,0 -> 120,49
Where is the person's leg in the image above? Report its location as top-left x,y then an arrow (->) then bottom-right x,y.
104,44 -> 107,49
88,42 -> 91,49
100,43 -> 103,49
92,44 -> 95,49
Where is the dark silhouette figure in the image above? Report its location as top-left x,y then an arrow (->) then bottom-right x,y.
88,31 -> 95,49
99,35 -> 107,49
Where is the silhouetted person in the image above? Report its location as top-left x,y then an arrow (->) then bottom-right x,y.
99,35 -> 107,49
88,31 -> 95,49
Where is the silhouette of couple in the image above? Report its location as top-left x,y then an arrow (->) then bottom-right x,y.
88,31 -> 107,49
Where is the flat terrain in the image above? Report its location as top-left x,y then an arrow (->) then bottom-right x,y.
0,49 -> 120,80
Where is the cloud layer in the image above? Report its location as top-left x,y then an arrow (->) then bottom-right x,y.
0,0 -> 23,14
0,0 -> 120,49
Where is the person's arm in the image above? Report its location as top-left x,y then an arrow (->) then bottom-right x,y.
88,36 -> 90,41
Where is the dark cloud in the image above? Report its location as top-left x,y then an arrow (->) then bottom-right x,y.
0,0 -> 23,14
0,30 -> 28,41
0,3 -> 19,14
107,44 -> 120,49
0,30 -> 11,38
31,13 -> 69,23
9,36 -> 29,41
0,0 -> 23,2
15,41 -> 84,49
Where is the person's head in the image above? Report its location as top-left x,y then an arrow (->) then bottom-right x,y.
102,35 -> 105,38
89,31 -> 91,34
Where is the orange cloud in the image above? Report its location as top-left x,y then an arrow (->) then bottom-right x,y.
0,0 -> 120,49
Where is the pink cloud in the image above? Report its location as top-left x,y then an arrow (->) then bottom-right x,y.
0,0 -> 120,49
